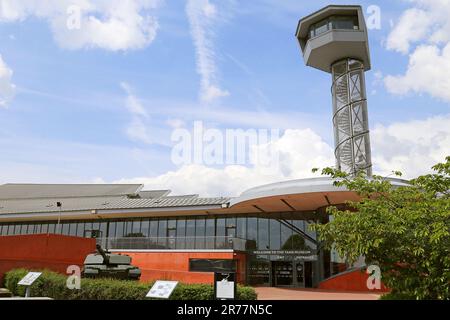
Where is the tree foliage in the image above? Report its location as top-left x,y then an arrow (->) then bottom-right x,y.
312,157 -> 450,300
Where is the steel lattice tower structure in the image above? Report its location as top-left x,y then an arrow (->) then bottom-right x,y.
296,5 -> 373,176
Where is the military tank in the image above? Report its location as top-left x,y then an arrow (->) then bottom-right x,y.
82,244 -> 141,280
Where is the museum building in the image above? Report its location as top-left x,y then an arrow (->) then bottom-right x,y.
0,179 -> 370,287
0,6 -> 402,290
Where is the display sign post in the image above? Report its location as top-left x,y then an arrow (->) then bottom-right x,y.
18,272 -> 42,298
214,272 -> 236,300
146,280 -> 178,299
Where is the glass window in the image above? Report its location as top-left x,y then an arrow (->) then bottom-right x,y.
206,218 -> 216,238
116,221 -> 125,238
35,224 -> 42,234
205,218 -> 215,249
132,220 -> 142,236
226,217 -> 236,237
124,221 -> 132,237
141,220 -> 150,237
48,223 -> 56,234
76,222 -> 84,237
313,18 -> 329,37
62,223 -> 70,235
149,220 -> 158,242
99,222 -> 107,238
176,219 -> 186,249
41,223 -> 49,234
158,219 -> 167,248
0,225 -> 4,236
84,222 -> 93,234
168,219 -> 177,231
248,257 -> 270,286
331,15 -> 358,30
107,222 -> 115,238
215,218 -> 226,249
308,15 -> 358,40
158,219 -> 167,238
167,219 -> 177,248
216,218 -> 225,237
281,220 -> 293,250
247,217 -> 257,250
7,224 -> 14,235
186,219 -> 195,249
258,218 -> 269,250
269,219 -> 281,250
236,217 -> 246,239
195,218 -> 206,249
92,222 -> 100,232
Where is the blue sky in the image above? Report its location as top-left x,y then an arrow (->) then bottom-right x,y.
0,0 -> 449,196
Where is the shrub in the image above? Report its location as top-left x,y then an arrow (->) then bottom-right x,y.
4,269 -> 257,300
380,291 -> 416,300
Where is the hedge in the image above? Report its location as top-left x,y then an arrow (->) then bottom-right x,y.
4,269 -> 257,300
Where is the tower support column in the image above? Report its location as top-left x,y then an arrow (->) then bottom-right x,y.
331,58 -> 372,176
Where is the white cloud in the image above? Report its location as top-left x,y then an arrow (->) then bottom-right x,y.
384,0 -> 450,102
115,128 -> 335,197
120,82 -> 149,118
0,54 -> 15,107
186,0 -> 229,103
371,114 -> 450,178
385,44 -> 450,101
114,114 -> 450,197
386,8 -> 432,54
0,0 -> 161,51
120,82 -> 152,144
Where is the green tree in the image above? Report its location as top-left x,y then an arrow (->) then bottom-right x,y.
312,157 -> 450,300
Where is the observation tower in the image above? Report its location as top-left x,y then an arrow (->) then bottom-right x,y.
296,5 -> 373,176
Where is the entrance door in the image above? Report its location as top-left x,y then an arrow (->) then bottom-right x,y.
272,261 -> 294,286
294,262 -> 305,287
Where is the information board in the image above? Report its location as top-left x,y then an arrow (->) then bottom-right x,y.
214,272 -> 236,300
146,281 -> 178,299
18,272 -> 42,286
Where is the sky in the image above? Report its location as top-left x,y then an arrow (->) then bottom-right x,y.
0,0 -> 449,197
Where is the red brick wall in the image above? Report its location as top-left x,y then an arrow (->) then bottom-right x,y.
119,251 -> 246,284
318,268 -> 389,292
0,234 -> 96,285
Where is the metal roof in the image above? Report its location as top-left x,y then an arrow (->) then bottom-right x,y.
0,184 -> 229,218
137,190 -> 171,199
0,196 -> 230,215
0,184 -> 143,200
0,196 -> 124,215
102,197 -> 229,210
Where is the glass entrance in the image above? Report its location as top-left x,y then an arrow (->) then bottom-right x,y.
272,261 -> 293,286
271,261 -> 305,287
295,262 -> 305,287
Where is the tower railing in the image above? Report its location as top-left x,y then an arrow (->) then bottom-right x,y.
331,58 -> 372,176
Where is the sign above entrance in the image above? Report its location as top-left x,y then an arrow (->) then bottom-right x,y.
252,250 -> 318,261
253,250 -> 313,256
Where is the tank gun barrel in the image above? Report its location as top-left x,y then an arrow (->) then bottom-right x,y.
96,244 -> 110,264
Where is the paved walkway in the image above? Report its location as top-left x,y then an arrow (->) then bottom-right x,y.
255,287 -> 381,300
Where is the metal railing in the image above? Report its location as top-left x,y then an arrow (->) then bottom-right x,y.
96,236 -> 247,251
